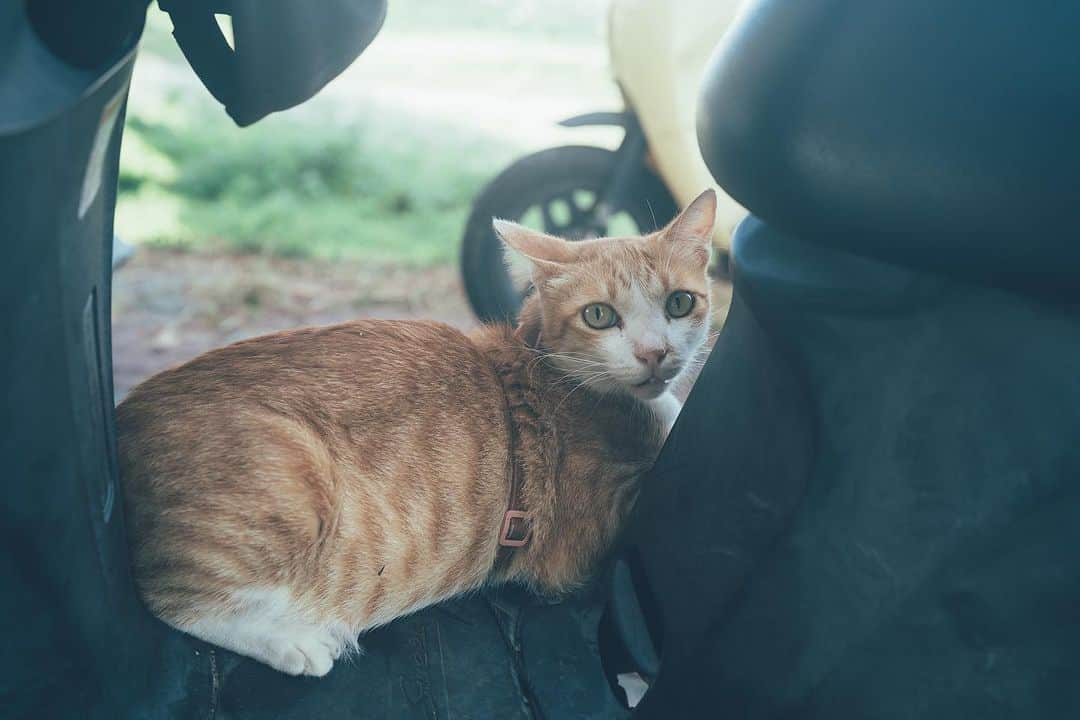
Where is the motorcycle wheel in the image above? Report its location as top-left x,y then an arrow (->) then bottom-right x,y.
461,145 -> 678,322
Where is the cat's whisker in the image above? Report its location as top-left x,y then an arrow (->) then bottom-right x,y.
525,349 -> 603,365
554,372 -> 611,414
538,357 -> 610,377
549,371 -> 610,394
544,356 -> 607,368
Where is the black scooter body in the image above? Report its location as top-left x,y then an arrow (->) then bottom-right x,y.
0,3 -> 209,716
633,218 -> 1080,717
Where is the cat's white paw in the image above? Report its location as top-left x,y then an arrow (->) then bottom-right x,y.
264,635 -> 335,677
264,641 -> 307,676
296,636 -> 336,676
181,588 -> 348,678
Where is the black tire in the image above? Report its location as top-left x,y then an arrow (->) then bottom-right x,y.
461,145 -> 678,322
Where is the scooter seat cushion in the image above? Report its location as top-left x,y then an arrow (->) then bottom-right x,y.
696,0 -> 1080,297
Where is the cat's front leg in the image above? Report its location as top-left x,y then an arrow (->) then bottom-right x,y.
178,588 -> 355,677
649,392 -> 683,439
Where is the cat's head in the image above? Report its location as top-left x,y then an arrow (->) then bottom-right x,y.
494,190 -> 716,401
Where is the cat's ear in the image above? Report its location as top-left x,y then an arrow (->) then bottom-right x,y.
493,219 -> 573,284
659,189 -> 716,266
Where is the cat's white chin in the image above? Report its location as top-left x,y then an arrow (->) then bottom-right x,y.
627,377 -> 672,400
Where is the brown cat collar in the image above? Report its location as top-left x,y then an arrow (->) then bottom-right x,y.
496,388 -> 531,563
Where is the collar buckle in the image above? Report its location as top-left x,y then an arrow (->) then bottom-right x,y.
498,510 -> 531,547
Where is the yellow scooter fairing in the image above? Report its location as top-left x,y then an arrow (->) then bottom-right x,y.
609,0 -> 748,250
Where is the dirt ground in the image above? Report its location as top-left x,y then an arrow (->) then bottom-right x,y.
111,248 -> 477,399
111,247 -> 730,400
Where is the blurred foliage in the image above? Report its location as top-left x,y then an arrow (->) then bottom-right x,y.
118,107 -> 512,264
389,0 -> 608,41
116,0 -> 611,266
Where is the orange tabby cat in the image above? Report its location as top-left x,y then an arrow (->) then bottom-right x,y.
116,190 -> 716,676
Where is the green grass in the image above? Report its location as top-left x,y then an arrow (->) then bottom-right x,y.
116,1 -> 612,266
118,104 -> 514,265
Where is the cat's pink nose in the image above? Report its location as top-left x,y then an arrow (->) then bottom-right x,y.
634,347 -> 667,370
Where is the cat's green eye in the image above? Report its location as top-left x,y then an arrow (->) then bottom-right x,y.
582,303 -> 619,330
666,291 -> 695,318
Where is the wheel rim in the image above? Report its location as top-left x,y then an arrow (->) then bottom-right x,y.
536,189 -> 605,238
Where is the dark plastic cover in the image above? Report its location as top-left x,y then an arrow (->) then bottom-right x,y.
162,0 -> 387,126
697,0 -> 1080,296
